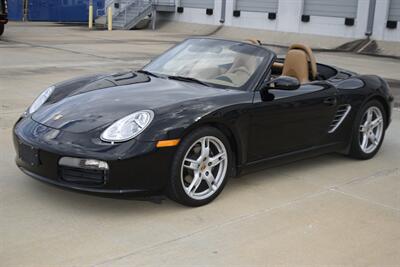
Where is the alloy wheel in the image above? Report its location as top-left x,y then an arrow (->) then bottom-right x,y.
359,106 -> 384,154
180,136 -> 228,200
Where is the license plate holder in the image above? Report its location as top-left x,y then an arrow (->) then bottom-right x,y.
19,142 -> 40,166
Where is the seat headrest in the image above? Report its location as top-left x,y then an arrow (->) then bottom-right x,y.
289,43 -> 317,79
282,49 -> 310,84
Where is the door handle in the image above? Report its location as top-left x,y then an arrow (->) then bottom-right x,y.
323,97 -> 337,106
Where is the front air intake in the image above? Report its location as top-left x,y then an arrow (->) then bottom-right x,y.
328,105 -> 351,133
59,166 -> 107,186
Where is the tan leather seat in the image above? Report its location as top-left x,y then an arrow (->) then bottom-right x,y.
244,38 -> 262,45
282,44 -> 317,84
214,54 -> 259,87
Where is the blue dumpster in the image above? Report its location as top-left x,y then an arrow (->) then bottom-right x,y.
28,0 -> 105,22
8,0 -> 23,21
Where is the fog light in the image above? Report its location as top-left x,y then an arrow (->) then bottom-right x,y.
59,157 -> 109,170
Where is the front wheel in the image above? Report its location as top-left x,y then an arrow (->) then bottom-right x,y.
167,127 -> 233,206
349,100 -> 387,159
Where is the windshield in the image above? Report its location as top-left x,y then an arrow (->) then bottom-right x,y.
144,38 -> 271,89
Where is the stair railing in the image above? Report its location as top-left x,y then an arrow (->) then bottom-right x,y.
97,0 -> 114,17
120,0 -> 153,29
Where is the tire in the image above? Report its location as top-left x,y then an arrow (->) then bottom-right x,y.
167,126 -> 233,207
0,24 -> 4,36
348,100 -> 387,160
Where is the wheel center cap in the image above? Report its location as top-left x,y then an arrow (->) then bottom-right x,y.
200,163 -> 206,171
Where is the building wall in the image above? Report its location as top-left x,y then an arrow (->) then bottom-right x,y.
171,0 -> 222,25
166,0 -> 399,42
372,0 -> 400,41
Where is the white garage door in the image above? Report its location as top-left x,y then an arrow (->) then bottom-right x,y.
303,0 -> 359,18
388,0 -> 400,21
180,0 -> 215,9
236,0 -> 278,13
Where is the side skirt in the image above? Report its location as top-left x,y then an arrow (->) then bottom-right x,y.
238,142 -> 344,176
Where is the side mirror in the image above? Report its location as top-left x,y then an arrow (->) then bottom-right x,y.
262,76 -> 300,91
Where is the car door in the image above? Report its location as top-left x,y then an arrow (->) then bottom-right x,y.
247,82 -> 338,162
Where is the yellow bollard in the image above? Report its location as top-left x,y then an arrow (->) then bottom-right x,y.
88,4 -> 93,29
107,6 -> 112,31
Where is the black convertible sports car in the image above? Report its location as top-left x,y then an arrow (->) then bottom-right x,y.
14,38 -> 394,206
0,0 -> 8,36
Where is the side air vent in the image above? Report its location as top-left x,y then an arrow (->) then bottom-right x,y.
328,105 -> 351,133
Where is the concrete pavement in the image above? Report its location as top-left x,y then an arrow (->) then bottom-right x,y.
0,22 -> 399,266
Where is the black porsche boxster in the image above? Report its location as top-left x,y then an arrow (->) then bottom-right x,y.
14,38 -> 393,206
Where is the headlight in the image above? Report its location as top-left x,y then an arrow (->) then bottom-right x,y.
101,110 -> 154,143
28,86 -> 55,114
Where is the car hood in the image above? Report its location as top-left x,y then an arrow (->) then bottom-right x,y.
31,72 -> 235,133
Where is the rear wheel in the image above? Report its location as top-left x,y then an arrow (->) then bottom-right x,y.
349,100 -> 386,159
167,127 -> 233,206
0,24 -> 4,36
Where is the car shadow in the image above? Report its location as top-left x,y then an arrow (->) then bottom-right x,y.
21,152 -> 355,214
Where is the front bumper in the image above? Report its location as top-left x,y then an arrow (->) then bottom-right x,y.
13,117 -> 177,195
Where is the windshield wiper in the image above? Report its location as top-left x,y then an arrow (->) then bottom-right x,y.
137,70 -> 161,78
168,75 -> 210,87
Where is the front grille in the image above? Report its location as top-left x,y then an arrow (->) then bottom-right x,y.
59,166 -> 107,186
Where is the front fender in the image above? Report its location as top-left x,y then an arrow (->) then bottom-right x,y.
137,92 -> 253,142
137,94 -> 254,167
358,75 -> 393,124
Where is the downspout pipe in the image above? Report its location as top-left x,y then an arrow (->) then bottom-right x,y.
365,0 -> 376,37
220,0 -> 226,23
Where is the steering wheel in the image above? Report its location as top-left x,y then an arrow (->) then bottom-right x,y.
229,66 -> 251,76
215,75 -> 234,84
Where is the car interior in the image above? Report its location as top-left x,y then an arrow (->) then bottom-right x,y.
213,53 -> 260,87
243,40 -> 342,99
272,43 -> 318,84
245,39 -> 339,84
160,40 -> 266,88
156,39 -> 339,92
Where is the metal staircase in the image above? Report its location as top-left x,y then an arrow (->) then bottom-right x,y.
113,0 -> 153,30
96,0 -> 175,30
